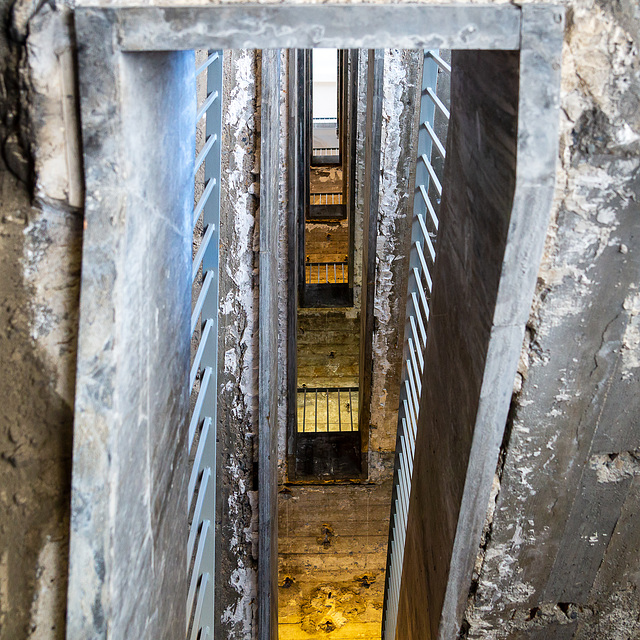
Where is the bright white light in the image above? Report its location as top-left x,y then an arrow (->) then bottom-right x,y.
313,49 -> 338,120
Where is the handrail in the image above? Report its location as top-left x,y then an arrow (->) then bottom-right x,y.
188,49 -> 223,640
297,386 -> 359,433
305,261 -> 348,284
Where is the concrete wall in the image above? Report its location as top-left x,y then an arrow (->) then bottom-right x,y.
0,1 -> 637,640
66,34 -> 195,637
461,1 -> 640,637
278,482 -> 392,640
396,49 -> 521,640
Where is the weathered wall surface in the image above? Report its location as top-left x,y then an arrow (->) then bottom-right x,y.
278,482 -> 392,640
0,2 -> 79,638
367,49 -> 421,480
215,49 -> 261,640
462,1 -> 640,638
397,48 -> 521,640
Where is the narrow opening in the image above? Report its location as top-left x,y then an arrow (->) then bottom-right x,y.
292,49 -> 362,481
311,48 -> 340,164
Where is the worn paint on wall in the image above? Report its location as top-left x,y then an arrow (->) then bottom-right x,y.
215,49 -> 260,640
368,49 -> 420,475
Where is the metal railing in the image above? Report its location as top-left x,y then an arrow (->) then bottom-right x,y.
297,386 -> 359,433
382,49 -> 451,640
305,261 -> 348,284
188,50 -> 223,640
313,147 -> 340,156
313,116 -> 338,128
310,192 -> 343,205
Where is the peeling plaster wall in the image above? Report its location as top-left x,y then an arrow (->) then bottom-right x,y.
277,51 -> 289,486
367,49 -> 420,479
0,1 -> 79,638
215,49 -> 260,640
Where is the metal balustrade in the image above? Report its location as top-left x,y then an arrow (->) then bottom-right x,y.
310,192 -> 343,205
382,49 -> 450,640
313,116 -> 338,126
188,50 -> 222,640
305,261 -> 348,284
297,386 -> 359,433
313,147 -> 340,156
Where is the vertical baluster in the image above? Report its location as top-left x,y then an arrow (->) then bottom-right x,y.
326,389 -> 329,432
303,387 -> 307,433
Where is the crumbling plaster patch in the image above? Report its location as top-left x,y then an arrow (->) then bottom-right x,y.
26,5 -> 83,209
590,449 -> 640,483
299,584 -> 367,634
216,49 -> 259,640
620,288 -> 640,377
368,49 -> 420,464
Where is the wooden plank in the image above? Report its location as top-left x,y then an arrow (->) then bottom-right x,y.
279,482 -> 393,504
279,554 -> 387,573
297,330 -> 360,346
278,493 -> 393,513
278,519 -> 390,539
279,602 -> 384,625
258,48 -> 281,640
